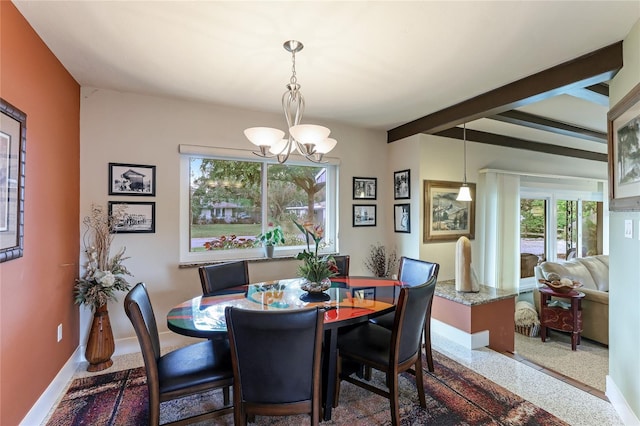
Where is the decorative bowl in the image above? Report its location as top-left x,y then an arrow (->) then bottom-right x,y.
300,278 -> 331,293
538,278 -> 582,294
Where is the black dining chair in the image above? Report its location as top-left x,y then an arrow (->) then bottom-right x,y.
334,277 -> 437,426
369,256 -> 439,371
224,306 -> 324,426
332,255 -> 350,276
124,282 -> 233,425
199,260 -> 249,295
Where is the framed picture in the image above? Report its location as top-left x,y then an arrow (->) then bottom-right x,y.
394,203 -> 411,233
608,82 -> 640,211
353,204 -> 377,227
0,99 -> 26,263
109,201 -> 156,233
423,180 -> 475,242
109,163 -> 156,196
353,177 -> 377,200
394,169 -> 410,199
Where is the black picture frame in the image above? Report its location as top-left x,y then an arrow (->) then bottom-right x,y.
353,177 -> 377,200
394,203 -> 411,233
0,99 -> 26,263
109,163 -> 156,196
353,204 -> 377,227
109,201 -> 156,233
394,169 -> 410,199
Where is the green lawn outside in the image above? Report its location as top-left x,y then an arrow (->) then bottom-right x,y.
191,224 -> 261,238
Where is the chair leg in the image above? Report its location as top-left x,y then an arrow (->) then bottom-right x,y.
424,322 -> 434,372
414,353 -> 427,408
333,355 -> 341,408
364,365 -> 372,381
389,371 -> 400,426
223,386 -> 231,406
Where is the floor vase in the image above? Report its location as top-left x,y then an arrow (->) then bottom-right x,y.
85,304 -> 115,372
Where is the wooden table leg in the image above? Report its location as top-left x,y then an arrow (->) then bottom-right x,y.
571,297 -> 580,351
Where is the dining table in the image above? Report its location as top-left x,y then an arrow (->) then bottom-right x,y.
166,275 -> 403,421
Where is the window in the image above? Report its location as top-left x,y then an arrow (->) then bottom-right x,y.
519,185 -> 605,288
180,147 -> 337,263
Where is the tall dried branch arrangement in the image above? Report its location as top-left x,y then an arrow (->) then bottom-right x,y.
364,243 -> 399,278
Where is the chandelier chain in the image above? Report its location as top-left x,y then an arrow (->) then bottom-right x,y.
290,50 -> 297,86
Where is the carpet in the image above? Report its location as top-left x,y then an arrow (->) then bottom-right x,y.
514,331 -> 608,392
46,351 -> 568,426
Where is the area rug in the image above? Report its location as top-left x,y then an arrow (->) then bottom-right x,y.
46,351 -> 567,426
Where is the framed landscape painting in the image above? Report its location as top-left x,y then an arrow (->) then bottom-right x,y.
423,180 -> 475,242
608,82 -> 640,211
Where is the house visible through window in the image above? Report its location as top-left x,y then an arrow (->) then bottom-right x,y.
181,151 -> 337,263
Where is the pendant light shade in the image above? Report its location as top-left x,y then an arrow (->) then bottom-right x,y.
457,123 -> 473,201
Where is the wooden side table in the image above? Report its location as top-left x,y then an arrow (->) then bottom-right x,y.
539,286 -> 585,351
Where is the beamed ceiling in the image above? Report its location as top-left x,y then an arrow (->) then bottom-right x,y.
11,1 -> 640,162
388,42 -> 622,163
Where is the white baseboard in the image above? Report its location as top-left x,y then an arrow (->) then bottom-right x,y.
606,375 -> 640,425
431,318 -> 490,349
20,331 -> 195,426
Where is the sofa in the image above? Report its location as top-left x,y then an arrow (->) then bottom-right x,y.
533,255 -> 609,345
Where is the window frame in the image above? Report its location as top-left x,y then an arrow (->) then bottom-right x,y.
179,145 -> 339,264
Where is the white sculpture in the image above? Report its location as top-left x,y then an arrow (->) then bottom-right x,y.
455,236 -> 479,292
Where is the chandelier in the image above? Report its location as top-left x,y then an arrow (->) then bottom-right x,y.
244,40 -> 337,164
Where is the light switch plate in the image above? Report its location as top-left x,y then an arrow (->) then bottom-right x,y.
625,220 -> 633,239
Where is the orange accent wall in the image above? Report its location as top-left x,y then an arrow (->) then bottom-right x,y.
0,1 -> 80,424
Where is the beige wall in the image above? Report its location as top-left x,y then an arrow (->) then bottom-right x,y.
0,2 -> 80,424
608,18 -> 640,421
79,88 -> 391,344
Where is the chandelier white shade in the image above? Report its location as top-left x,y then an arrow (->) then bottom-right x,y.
245,40 -> 337,164
456,123 -> 473,202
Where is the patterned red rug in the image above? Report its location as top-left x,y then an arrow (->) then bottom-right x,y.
46,351 -> 567,425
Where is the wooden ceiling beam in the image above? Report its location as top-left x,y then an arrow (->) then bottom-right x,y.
388,41 -> 622,143
565,83 -> 610,106
488,110 -> 607,143
434,127 -> 607,162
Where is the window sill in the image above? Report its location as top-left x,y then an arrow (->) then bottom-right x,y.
179,254 -> 300,269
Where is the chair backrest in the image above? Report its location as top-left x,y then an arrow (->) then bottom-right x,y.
124,283 -> 162,401
392,276 -> 437,364
333,255 -> 350,277
199,260 -> 249,296
398,256 -> 439,286
225,306 -> 324,405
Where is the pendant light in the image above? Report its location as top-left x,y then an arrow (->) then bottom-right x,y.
244,40 -> 336,164
456,123 -> 472,201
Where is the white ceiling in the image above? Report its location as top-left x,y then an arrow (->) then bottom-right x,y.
12,1 -> 640,153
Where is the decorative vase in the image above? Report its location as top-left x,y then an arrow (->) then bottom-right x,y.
300,277 -> 332,302
264,244 -> 274,258
85,304 -> 115,372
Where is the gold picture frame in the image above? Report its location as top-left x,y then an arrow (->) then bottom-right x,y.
608,82 -> 640,211
423,180 -> 475,243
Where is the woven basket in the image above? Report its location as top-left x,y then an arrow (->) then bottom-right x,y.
515,324 -> 540,337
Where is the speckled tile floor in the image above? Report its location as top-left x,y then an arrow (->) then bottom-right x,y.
45,337 -> 624,425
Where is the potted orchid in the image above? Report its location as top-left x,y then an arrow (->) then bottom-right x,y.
293,219 -> 338,292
